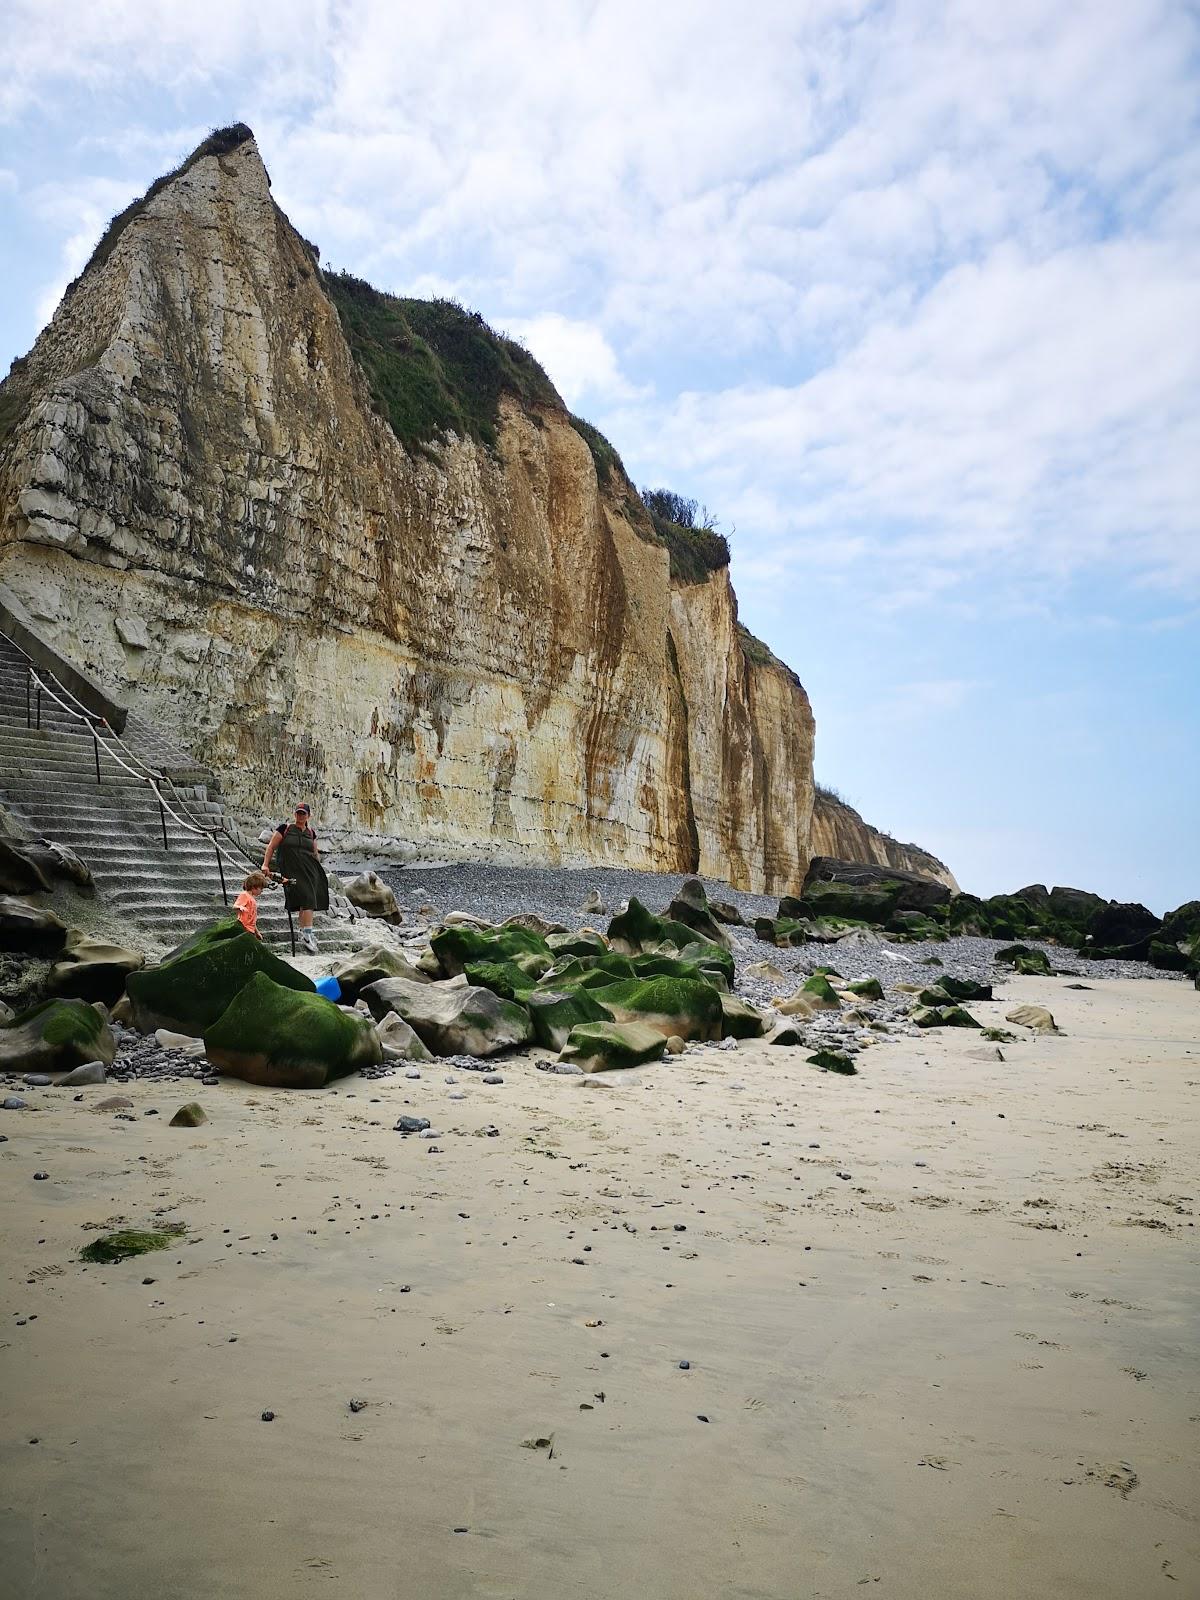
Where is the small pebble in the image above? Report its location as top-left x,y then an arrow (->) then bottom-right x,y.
678,1360 -> 691,1370
261,1411 -> 275,1422
482,1073 -> 504,1085
33,1171 -> 49,1181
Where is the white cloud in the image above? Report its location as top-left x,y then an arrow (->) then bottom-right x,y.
2,0 -> 1198,608
502,314 -> 644,409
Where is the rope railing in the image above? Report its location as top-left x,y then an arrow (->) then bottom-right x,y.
4,626 -> 302,953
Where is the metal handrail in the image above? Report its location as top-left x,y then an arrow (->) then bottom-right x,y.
4,625 -> 302,952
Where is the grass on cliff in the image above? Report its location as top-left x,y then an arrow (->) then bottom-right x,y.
327,272 -> 557,457
66,123 -> 256,302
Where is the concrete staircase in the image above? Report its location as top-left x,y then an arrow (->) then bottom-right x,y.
0,630 -> 335,953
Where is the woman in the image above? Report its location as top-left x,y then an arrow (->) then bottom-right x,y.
263,802 -> 329,954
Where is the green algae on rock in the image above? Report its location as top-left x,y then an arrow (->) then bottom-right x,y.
80,1227 -> 183,1264
526,987 -> 614,1052
203,972 -> 381,1088
800,974 -> 841,1009
911,1005 -> 981,1029
558,1020 -> 667,1073
127,919 -> 314,1036
431,923 -> 551,978
0,997 -> 116,1074
586,975 -> 723,1042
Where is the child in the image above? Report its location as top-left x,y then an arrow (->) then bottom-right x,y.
235,869 -> 270,939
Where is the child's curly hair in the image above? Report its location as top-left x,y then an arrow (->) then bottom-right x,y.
242,869 -> 270,892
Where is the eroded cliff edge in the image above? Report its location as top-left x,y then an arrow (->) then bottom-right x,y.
811,791 -> 959,891
0,129 -> 816,891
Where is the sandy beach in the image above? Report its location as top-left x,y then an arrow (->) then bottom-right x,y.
1,973 -> 1197,1600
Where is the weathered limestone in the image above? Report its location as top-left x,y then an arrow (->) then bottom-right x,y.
0,133 -> 816,894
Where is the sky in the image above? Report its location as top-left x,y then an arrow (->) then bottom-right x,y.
1,0 -> 1197,912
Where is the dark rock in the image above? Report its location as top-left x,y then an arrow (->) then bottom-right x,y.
995,944 -> 1054,976
0,839 -> 50,895
806,1050 -> 858,1074
1086,902 -> 1161,961
2,1095 -> 28,1110
395,1115 -> 431,1133
47,931 -> 144,1006
1047,886 -> 1108,926
0,896 -> 68,956
800,857 -> 952,912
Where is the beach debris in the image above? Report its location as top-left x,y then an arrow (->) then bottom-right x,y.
80,1228 -> 180,1263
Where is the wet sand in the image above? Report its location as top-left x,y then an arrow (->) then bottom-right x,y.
1,975 -> 1197,1599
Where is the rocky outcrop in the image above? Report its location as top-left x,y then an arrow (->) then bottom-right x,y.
0,129 -> 814,893
810,791 -> 958,890
0,126 -> 945,895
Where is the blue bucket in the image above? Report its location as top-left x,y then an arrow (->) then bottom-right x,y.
314,975 -> 342,1002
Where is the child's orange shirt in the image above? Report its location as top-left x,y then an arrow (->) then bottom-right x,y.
234,890 -> 259,936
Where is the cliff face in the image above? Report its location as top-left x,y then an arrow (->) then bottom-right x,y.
810,793 -> 959,891
0,131 -> 817,891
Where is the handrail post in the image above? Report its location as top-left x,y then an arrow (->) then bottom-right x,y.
93,730 -> 101,785
158,796 -> 168,849
215,841 -> 228,906
25,669 -> 30,729
35,683 -> 41,730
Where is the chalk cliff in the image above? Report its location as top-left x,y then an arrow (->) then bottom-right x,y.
810,792 -> 959,891
0,125 -> 940,894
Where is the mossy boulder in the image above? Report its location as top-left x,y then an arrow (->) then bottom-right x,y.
846,977 -> 884,1000
792,880 -> 903,925
541,953 -> 638,991
911,1005 -> 981,1029
930,975 -> 992,1001
606,897 -> 667,954
719,993 -> 769,1039
558,1020 -> 666,1073
430,923 -> 551,977
995,944 -> 1054,977
361,975 -> 533,1057
1086,901 -> 1160,959
331,944 -> 431,1003
127,918 -> 314,1037
886,911 -> 947,942
807,1049 -> 858,1074
527,988 -> 614,1051
587,975 -> 723,1042
800,973 -> 841,1010
464,959 -> 536,1002
1148,938 -> 1193,974
203,972 -> 382,1088
46,931 -> 144,1006
665,889 -> 732,951
672,941 -> 736,986
0,996 -> 116,1073
627,953 -> 730,992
